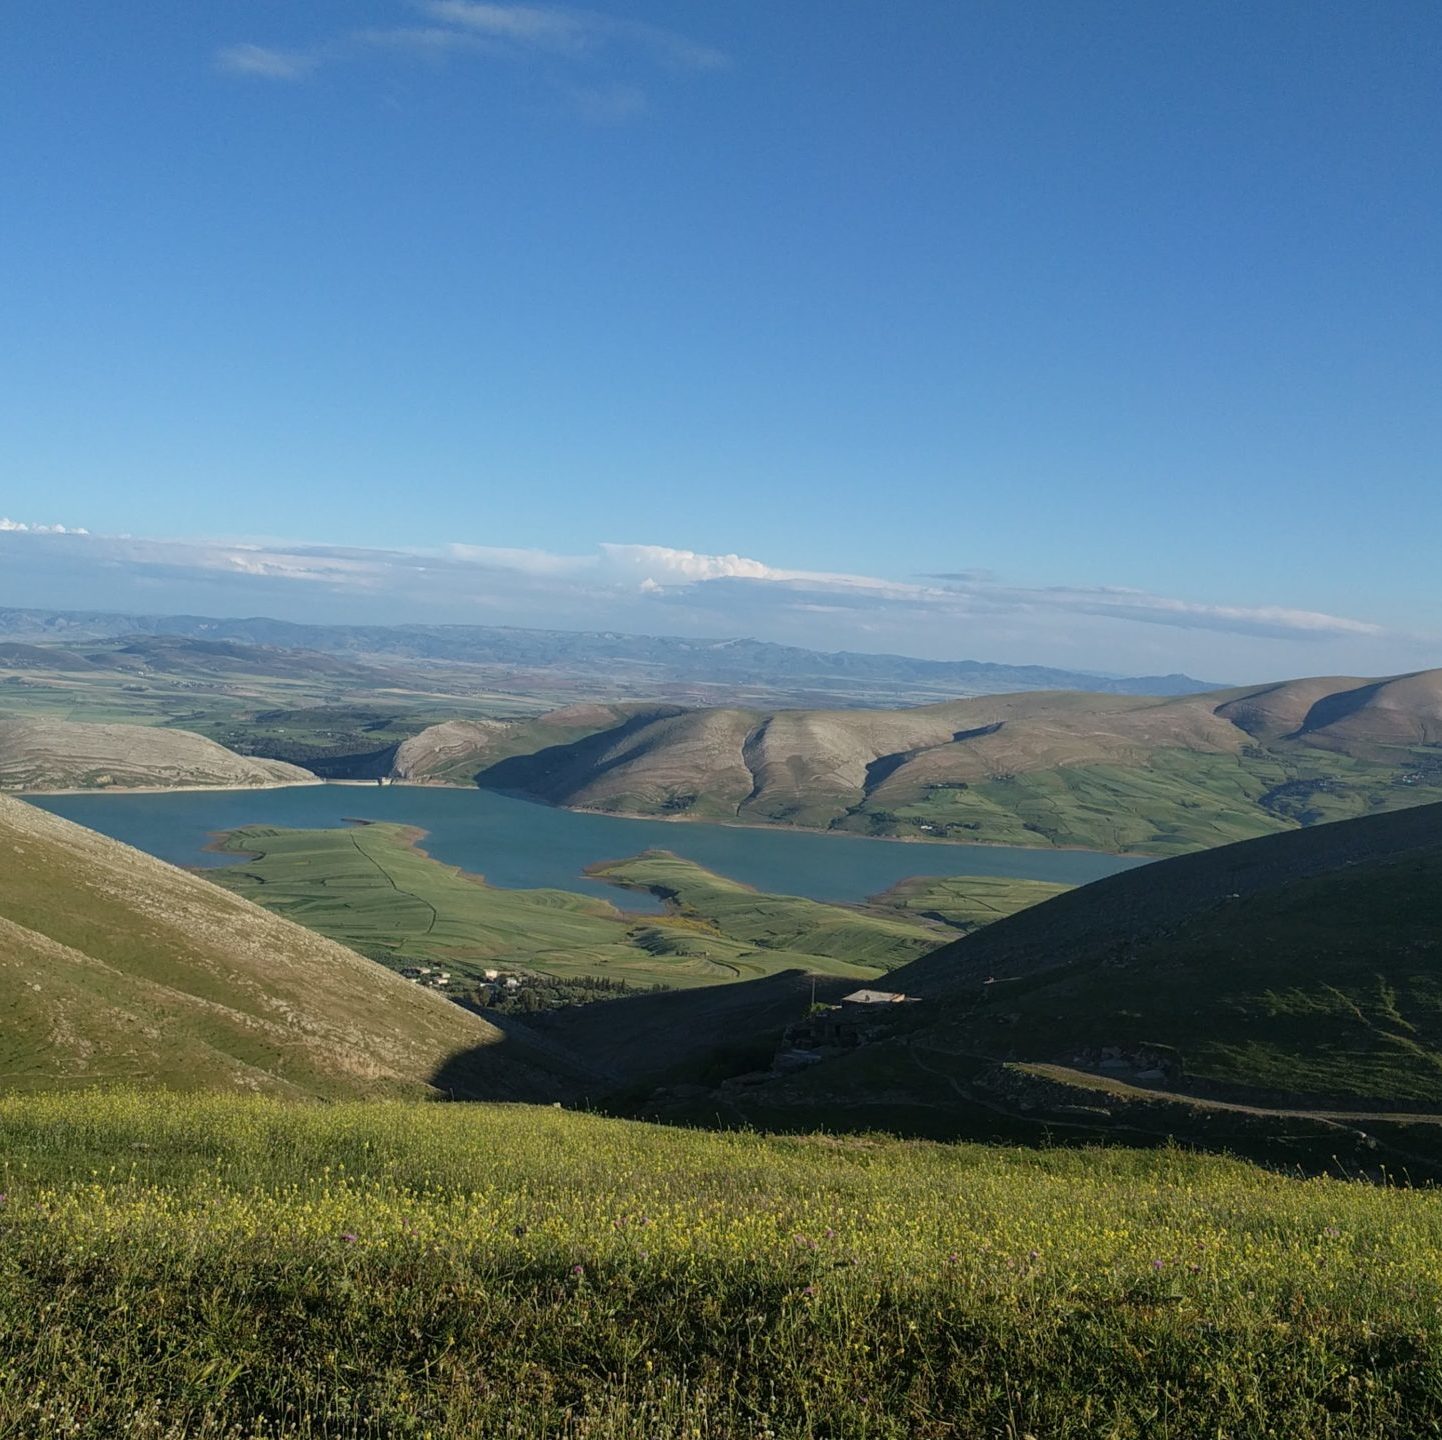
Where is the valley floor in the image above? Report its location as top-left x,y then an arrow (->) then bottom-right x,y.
3,1092 -> 1442,1438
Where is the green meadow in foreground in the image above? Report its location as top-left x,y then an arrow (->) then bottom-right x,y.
3,1093 -> 1442,1439
211,824 -> 962,988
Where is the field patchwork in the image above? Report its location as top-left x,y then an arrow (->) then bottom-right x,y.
211,823 -> 963,991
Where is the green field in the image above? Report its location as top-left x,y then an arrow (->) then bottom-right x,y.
871,871 -> 1074,930
590,849 -> 944,969
0,638 -> 551,770
3,1091 -> 1442,1438
211,825 -> 948,990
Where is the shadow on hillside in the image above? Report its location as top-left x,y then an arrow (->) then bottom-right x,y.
429,968 -> 850,1107
429,974 -> 1442,1186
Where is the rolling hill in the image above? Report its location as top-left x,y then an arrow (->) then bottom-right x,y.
389,702 -> 680,783
400,669 -> 1442,854
0,714 -> 317,790
0,794 -> 566,1098
646,802 -> 1442,1167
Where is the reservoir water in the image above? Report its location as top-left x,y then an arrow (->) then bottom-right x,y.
30,784 -> 1145,909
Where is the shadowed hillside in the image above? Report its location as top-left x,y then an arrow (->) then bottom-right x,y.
669,804 -> 1442,1162
0,795 -> 570,1099
891,798 -> 1442,998
391,702 -> 682,784
512,804 -> 1442,1175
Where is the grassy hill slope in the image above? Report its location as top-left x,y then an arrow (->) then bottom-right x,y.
719,804 -> 1442,1147
0,795 -> 562,1098
878,802 -> 1442,1107
7,1091 -> 1441,1438
0,714 -> 316,790
417,669 -> 1442,854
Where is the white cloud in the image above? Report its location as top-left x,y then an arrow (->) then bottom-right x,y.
596,543 -> 779,585
420,1 -> 592,49
419,2 -> 728,70
0,517 -> 89,535
216,2 -> 726,105
0,525 -> 1426,680
215,43 -> 319,81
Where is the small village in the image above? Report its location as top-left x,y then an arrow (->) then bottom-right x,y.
399,964 -> 522,995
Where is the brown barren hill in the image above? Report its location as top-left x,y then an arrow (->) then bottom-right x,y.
0,715 -> 317,791
449,670 -> 1442,852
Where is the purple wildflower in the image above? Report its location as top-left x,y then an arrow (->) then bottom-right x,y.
341,1233 -> 358,1244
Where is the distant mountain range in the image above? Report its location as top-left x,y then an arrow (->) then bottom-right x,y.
0,605 -> 1219,704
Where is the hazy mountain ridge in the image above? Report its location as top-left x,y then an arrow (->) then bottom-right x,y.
0,606 -> 1218,701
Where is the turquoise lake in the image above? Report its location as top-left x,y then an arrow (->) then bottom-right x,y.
31,784 -> 1145,909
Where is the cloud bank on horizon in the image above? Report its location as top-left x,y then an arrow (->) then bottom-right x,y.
0,522 -> 1429,682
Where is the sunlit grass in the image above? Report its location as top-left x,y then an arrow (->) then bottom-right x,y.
2,1092 -> 1441,1437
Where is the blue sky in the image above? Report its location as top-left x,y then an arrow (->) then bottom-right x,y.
2,1 -> 1439,680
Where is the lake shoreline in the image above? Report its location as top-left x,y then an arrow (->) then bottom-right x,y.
30,784 -> 1140,908
19,775 -> 1152,865
386,779 -> 1153,863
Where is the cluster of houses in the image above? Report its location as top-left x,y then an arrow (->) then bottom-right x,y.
400,965 -> 451,988
400,964 -> 526,995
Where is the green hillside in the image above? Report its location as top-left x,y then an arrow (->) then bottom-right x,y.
917,844 -> 1442,1107
696,803 -> 1442,1157
412,670 -> 1442,855
5,1091 -> 1442,1438
210,823 -> 948,990
0,794 -> 560,1099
